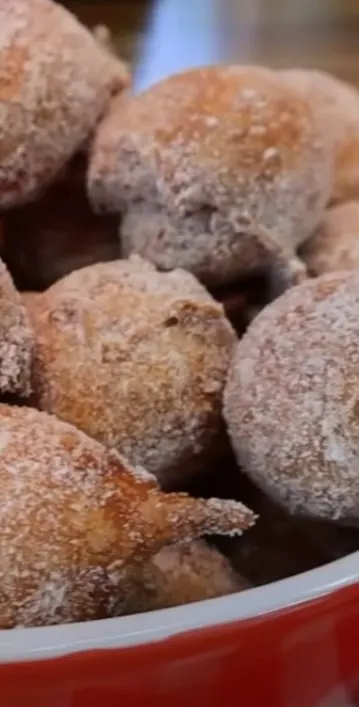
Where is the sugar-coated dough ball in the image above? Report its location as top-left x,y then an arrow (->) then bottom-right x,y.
0,258 -> 33,395
21,291 -> 42,310
31,256 -> 236,486
224,270 -> 359,524
300,201 -> 359,276
0,0 -> 129,208
88,65 -> 332,286
0,404 -> 255,628
281,69 -> 359,205
124,540 -> 249,613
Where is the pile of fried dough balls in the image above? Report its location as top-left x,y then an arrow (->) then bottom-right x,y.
2,0 -> 359,630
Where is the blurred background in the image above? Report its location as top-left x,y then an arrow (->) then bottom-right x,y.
62,0 -> 359,84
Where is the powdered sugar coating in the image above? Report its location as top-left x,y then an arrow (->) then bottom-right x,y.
224,270 -> 359,523
88,65 -> 332,286
0,258 -> 33,395
0,0 -> 129,208
123,539 -> 248,613
281,69 -> 359,205
0,404 -> 255,628
30,256 -> 236,486
300,201 -> 359,276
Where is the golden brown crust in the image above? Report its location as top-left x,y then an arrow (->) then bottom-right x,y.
0,0 -> 129,208
299,201 -> 359,276
123,540 -> 249,613
224,270 -> 359,524
2,153 -> 120,291
88,65 -> 331,286
0,404 -> 255,628
281,69 -> 359,205
0,258 -> 33,395
30,256 -> 236,486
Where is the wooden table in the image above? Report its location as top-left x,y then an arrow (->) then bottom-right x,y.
64,0 -> 359,85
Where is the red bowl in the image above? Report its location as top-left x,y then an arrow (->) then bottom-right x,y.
1,553 -> 359,707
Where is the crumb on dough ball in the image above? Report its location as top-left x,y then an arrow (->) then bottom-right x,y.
0,258 -> 33,396
2,153 -> 120,291
299,201 -> 359,276
0,0 -> 129,209
280,69 -> 359,205
124,540 -> 249,613
88,64 -> 331,287
224,270 -> 359,524
0,403 -> 255,628
30,256 -> 236,487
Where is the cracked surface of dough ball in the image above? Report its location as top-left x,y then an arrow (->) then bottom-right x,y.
281,69 -> 359,205
31,256 -> 236,486
224,270 -> 359,524
0,258 -> 33,395
299,201 -> 359,276
88,65 -> 331,287
0,0 -> 129,208
0,404 -> 255,628
124,540 -> 249,613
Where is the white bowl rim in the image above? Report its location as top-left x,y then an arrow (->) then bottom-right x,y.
0,549 -> 359,664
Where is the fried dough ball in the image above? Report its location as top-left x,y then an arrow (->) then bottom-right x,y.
0,404 -> 255,628
224,270 -> 359,524
2,154 -> 120,291
124,540 -> 249,614
0,258 -> 33,396
0,0 -> 129,209
88,65 -> 331,287
30,257 -> 236,486
299,201 -> 359,276
281,69 -> 359,205
21,291 -> 42,311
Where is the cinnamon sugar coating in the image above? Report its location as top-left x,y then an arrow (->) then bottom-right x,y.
281,69 -> 359,205
88,65 -> 331,287
30,256 -> 236,486
0,0 -> 129,208
124,540 -> 248,613
0,258 -> 33,395
0,404 -> 255,628
299,201 -> 359,276
224,270 -> 359,523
